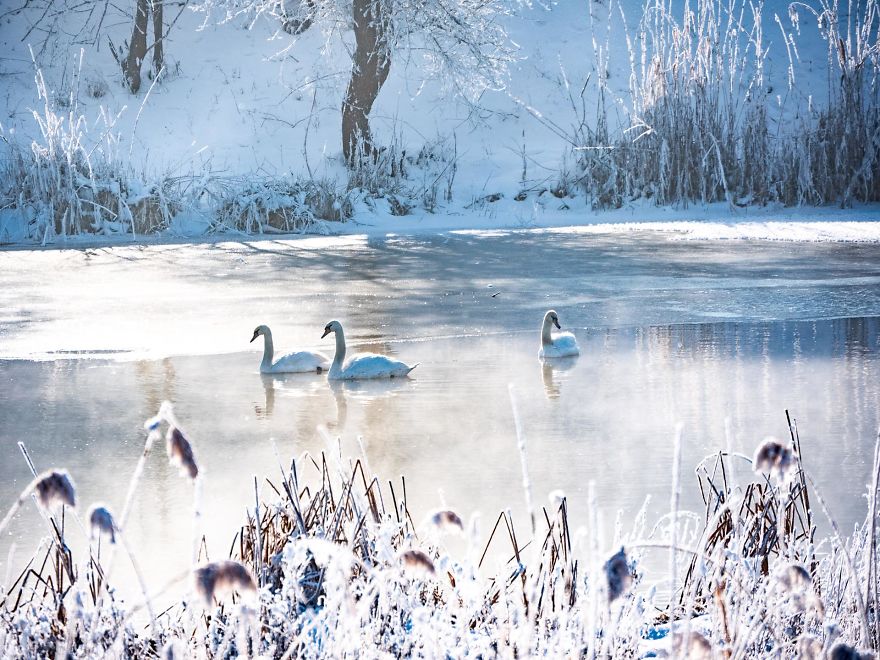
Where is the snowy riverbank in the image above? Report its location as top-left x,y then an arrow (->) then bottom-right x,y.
3,200 -> 880,248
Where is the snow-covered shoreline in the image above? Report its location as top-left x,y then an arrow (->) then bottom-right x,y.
3,201 -> 880,250
2,0 -> 878,247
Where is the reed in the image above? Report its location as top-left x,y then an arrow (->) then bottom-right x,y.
554,0 -> 880,209
0,409 -> 877,658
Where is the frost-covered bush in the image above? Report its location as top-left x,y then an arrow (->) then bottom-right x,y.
213,176 -> 352,233
0,58 -> 182,241
0,65 -> 357,241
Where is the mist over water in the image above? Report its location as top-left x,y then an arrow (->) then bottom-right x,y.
1,231 -> 879,603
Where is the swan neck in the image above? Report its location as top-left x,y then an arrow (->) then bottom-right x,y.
262,329 -> 275,368
541,317 -> 553,346
332,328 -> 346,371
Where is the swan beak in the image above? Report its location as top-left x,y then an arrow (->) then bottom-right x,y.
321,328 -> 331,339
553,319 -> 561,330
250,330 -> 259,343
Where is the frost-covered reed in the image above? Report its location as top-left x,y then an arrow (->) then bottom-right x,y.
0,469 -> 76,538
560,0 -> 880,209
0,409 -> 878,658
0,63 -> 352,242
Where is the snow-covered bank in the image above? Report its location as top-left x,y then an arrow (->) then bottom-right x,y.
3,198 -> 880,248
1,0 -> 877,245
350,200 -> 880,242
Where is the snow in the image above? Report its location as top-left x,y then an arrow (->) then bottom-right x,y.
345,198 -> 880,242
2,196 -> 879,247
0,1 -> 877,245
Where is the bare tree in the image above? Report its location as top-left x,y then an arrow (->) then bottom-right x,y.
193,0 -> 519,167
152,0 -> 165,73
123,0 -> 149,92
119,0 -> 165,93
342,0 -> 391,165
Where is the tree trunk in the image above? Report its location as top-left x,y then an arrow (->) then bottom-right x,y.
124,0 -> 149,93
342,0 -> 391,167
151,0 -> 163,75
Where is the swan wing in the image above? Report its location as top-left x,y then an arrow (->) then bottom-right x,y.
539,332 -> 580,358
338,353 -> 416,380
268,350 -> 331,373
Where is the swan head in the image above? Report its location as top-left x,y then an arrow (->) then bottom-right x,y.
322,320 -> 342,339
250,325 -> 269,343
544,310 -> 561,330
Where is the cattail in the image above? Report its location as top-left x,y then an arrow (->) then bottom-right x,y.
829,642 -> 875,660
193,560 -> 257,606
429,509 -> 464,531
166,427 -> 198,480
672,631 -> 713,660
88,504 -> 116,544
753,437 -> 794,480
776,562 -> 823,615
0,468 -> 77,538
604,547 -> 632,603
797,634 -> 822,660
548,490 -> 566,509
399,549 -> 435,575
161,638 -> 185,660
777,562 -> 811,591
605,548 -> 632,603
32,470 -> 76,509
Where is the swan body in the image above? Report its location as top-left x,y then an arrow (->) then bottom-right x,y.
538,310 -> 580,358
322,320 -> 418,380
251,325 -> 330,374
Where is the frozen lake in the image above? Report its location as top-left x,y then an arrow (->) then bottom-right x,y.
1,228 -> 879,603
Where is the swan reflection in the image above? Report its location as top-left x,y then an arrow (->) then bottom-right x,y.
255,372 -> 326,419
326,377 -> 412,432
540,356 -> 578,399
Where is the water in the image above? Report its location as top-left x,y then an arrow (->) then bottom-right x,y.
1,229 -> 879,603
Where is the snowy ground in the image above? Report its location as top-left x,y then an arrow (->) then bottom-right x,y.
1,0 -> 877,245
3,200 -> 880,246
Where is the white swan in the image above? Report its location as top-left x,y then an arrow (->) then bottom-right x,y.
251,325 -> 330,374
538,310 -> 580,358
321,320 -> 418,380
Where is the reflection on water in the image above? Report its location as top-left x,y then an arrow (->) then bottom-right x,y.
257,374 -> 276,418
328,380 -> 348,430
541,357 -> 578,399
325,378 -> 410,432
1,315 -> 878,606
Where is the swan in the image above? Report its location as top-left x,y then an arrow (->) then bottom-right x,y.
250,325 -> 330,374
539,310 -> 580,358
321,320 -> 418,380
